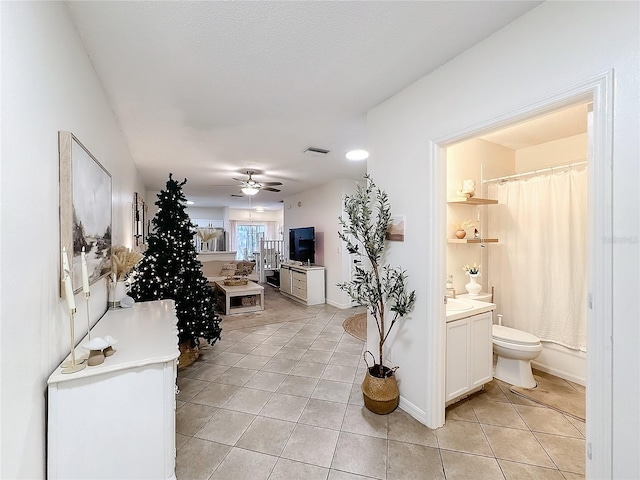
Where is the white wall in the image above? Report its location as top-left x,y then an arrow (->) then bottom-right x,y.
229,208 -> 284,225
0,3 -> 145,478
368,2 -> 639,478
516,132 -> 588,172
283,179 -> 358,308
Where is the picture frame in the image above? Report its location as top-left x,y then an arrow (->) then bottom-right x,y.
386,215 -> 405,242
59,131 -> 112,294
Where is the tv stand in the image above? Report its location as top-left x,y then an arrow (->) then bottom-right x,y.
280,264 -> 325,305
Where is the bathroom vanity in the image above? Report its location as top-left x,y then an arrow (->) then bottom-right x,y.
445,298 -> 495,405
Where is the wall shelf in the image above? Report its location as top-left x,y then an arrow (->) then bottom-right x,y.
447,197 -> 498,205
448,238 -> 498,244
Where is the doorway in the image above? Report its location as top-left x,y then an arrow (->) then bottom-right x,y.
430,72 -> 613,478
446,102 -> 590,384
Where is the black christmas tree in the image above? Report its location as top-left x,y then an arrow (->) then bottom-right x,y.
130,174 -> 221,347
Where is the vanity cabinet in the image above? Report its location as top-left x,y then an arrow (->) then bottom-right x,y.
279,264 -> 325,305
445,311 -> 493,404
47,300 -> 179,480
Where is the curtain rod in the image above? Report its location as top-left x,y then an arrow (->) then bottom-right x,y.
483,160 -> 587,184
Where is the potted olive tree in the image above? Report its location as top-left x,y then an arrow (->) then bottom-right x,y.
338,175 -> 416,414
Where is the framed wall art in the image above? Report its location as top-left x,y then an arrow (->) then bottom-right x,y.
59,131 -> 112,294
386,215 -> 405,242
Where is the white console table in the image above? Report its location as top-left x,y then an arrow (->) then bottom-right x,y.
47,300 -> 180,480
280,264 -> 325,305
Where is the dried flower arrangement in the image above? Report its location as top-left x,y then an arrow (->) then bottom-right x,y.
111,246 -> 144,281
196,228 -> 217,243
462,263 -> 481,275
454,219 -> 475,231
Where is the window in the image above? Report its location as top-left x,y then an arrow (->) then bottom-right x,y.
236,224 -> 265,260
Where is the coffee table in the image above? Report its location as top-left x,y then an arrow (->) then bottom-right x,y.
214,280 -> 264,315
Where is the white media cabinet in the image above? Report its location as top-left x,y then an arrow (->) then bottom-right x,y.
279,263 -> 325,305
47,300 -> 179,480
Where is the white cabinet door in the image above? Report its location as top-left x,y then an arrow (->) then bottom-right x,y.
445,311 -> 493,403
280,267 -> 292,294
470,312 -> 493,388
446,318 -> 470,402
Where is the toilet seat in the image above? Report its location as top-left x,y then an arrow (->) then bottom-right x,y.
492,325 -> 540,346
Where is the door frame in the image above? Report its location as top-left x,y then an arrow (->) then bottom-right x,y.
427,71 -> 613,478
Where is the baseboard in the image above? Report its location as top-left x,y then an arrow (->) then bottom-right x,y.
398,395 -> 427,425
325,298 -> 353,309
531,361 -> 586,386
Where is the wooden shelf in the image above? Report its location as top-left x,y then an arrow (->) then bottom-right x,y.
448,238 -> 498,244
447,197 -> 498,205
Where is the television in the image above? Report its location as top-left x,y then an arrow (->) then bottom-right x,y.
289,227 -> 315,264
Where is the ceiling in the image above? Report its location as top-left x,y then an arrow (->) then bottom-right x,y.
67,1 -> 543,210
480,103 -> 589,150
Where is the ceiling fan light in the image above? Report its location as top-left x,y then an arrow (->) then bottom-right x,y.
346,149 -> 369,161
241,186 -> 259,195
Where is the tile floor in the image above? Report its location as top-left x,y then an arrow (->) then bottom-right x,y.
176,290 -> 585,479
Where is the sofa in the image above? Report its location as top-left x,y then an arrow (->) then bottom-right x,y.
201,259 -> 258,283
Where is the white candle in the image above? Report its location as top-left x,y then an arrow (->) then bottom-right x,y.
62,247 -> 76,311
81,247 -> 90,294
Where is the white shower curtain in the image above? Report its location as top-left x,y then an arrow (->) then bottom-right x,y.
487,168 -> 587,351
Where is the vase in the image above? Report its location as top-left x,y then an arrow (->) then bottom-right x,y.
455,230 -> 467,239
465,273 -> 481,296
109,281 -> 127,308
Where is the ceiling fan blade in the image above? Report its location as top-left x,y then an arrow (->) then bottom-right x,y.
260,181 -> 283,186
230,194 -> 244,197
260,187 -> 281,192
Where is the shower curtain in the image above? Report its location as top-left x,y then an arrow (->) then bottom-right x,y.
487,168 -> 587,351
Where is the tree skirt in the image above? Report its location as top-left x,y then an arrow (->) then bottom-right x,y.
178,342 -> 199,370
343,313 -> 366,341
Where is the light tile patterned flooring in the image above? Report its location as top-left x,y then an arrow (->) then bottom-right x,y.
176,289 -> 585,479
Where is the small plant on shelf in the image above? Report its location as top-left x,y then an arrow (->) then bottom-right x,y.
454,220 -> 475,231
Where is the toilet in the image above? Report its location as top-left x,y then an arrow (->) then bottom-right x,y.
492,324 -> 542,388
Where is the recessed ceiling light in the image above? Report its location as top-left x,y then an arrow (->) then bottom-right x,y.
186,200 -> 195,205
255,206 -> 265,212
346,149 -> 369,161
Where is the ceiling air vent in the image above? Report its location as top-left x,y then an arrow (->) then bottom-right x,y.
304,147 -> 330,156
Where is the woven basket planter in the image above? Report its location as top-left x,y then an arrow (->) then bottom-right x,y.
361,352 -> 400,415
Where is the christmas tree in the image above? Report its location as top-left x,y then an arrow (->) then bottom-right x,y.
130,174 -> 221,347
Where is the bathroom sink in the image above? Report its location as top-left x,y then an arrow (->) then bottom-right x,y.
446,299 -> 474,312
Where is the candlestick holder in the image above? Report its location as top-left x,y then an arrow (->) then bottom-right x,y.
75,292 -> 92,363
61,310 -> 86,374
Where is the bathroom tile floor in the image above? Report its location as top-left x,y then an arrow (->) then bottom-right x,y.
176,292 -> 585,479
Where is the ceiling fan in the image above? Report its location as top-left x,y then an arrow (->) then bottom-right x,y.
227,170 -> 282,196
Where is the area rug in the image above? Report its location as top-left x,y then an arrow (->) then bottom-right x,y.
343,313 -> 366,341
218,284 -> 320,332
510,372 -> 586,420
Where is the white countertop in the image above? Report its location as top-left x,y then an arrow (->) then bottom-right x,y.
48,299 -> 179,385
446,298 -> 496,322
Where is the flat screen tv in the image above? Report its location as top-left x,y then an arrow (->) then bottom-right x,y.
289,227 -> 315,264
